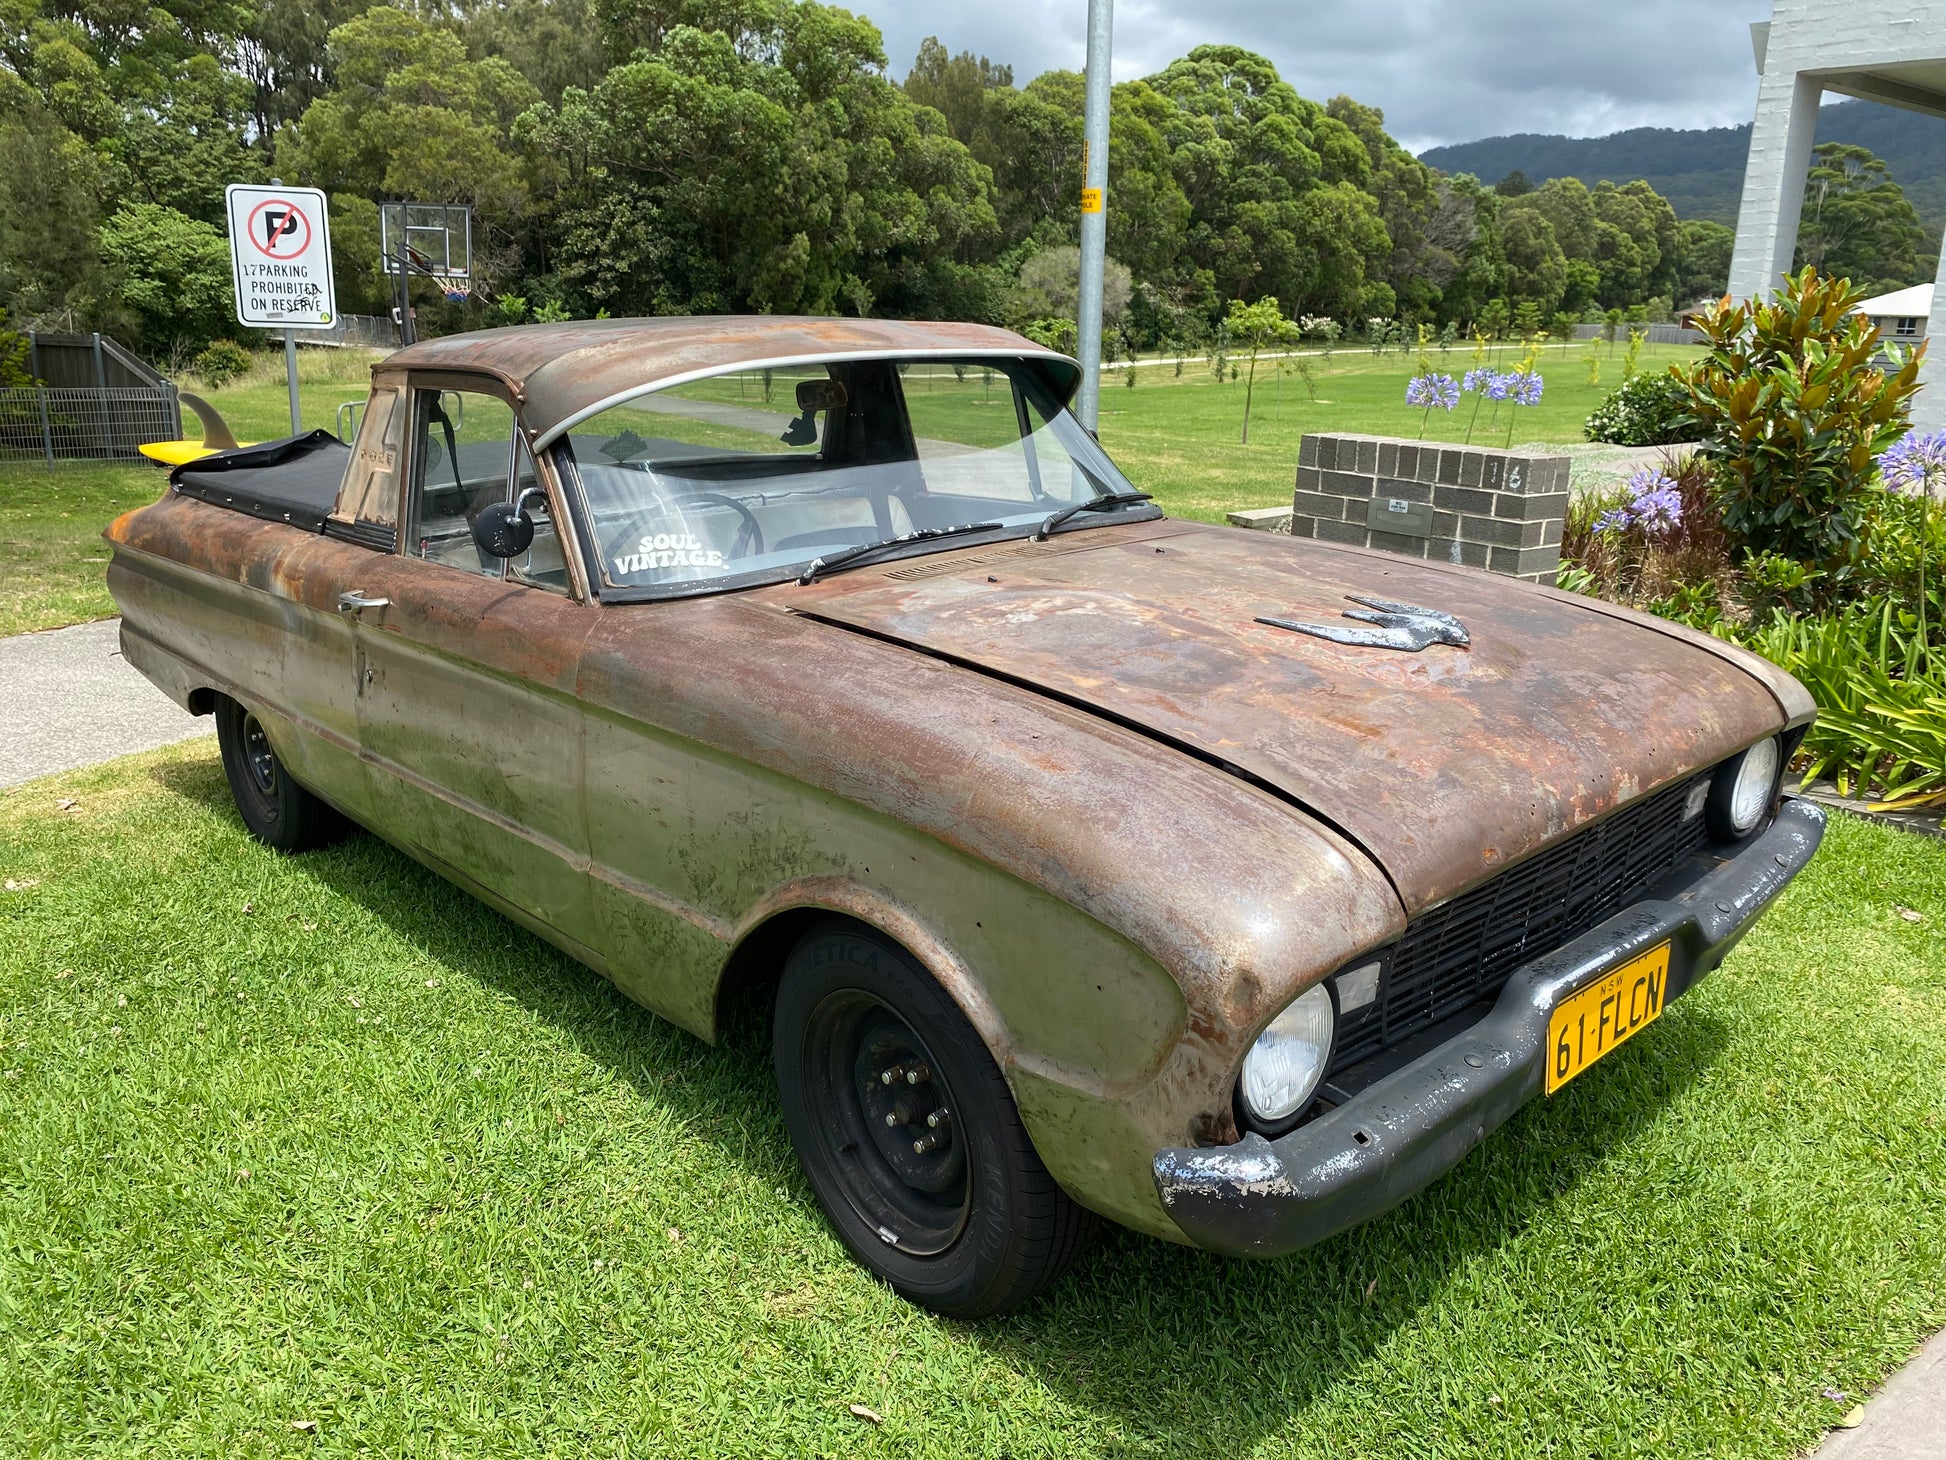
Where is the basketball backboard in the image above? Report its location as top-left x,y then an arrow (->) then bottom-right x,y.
380,203 -> 472,278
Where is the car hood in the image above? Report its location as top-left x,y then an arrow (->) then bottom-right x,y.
784,520 -> 1793,915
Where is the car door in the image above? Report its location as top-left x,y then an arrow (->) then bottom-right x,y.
337,375 -> 603,957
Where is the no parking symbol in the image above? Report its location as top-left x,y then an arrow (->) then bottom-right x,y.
225,183 -> 337,329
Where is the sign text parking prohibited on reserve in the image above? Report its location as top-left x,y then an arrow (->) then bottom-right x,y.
225,184 -> 337,329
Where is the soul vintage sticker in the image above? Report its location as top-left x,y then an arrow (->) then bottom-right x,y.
613,531 -> 727,576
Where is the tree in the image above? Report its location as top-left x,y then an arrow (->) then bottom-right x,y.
1501,208 -> 1567,317
1009,245 -> 1130,329
465,0 -> 606,108
1494,169 -> 1533,198
522,8 -> 998,317
1794,142 -> 1930,292
0,306 -> 32,385
1223,297 -> 1297,444
1506,176 -> 1596,261
284,8 -> 540,219
0,86 -> 111,324
1673,219 -> 1735,302
902,37 -> 1011,146
96,202 -> 234,354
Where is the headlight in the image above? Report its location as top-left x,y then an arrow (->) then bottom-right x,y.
1707,736 -> 1782,841
1237,983 -> 1335,1131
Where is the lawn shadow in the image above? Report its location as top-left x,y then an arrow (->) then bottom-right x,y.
971,997 -> 1730,1449
148,755 -> 1732,1452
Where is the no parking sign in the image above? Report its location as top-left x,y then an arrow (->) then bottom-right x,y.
225,184 -> 336,329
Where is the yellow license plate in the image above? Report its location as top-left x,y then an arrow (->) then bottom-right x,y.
1545,943 -> 1672,1095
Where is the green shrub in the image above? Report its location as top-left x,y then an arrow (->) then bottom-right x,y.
1021,317 -> 1078,355
1742,601 -> 1946,808
1583,371 -> 1699,446
0,306 -> 31,387
191,339 -> 253,386
1679,266 -> 1922,567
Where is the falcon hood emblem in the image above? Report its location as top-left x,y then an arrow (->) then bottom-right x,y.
1257,596 -> 1472,653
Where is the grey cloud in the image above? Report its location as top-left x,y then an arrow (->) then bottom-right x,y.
864,0 -> 1773,151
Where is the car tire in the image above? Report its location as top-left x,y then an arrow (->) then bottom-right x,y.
773,920 -> 1095,1318
214,695 -> 346,854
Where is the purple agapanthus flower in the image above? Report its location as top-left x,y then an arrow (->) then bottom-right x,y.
1406,372 -> 1461,410
1512,371 -> 1545,407
1599,468 -> 1684,540
1594,508 -> 1631,536
1484,372 -> 1515,402
1631,486 -> 1684,537
1461,367 -> 1494,394
1880,428 -> 1946,499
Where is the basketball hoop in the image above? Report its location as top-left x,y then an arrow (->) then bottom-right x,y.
444,282 -> 472,303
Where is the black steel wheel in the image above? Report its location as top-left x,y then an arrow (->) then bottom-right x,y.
214,695 -> 346,853
773,921 -> 1095,1317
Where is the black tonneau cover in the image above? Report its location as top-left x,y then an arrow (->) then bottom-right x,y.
170,431 -> 353,534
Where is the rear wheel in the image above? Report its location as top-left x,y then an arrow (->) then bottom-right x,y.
773,921 -> 1095,1317
214,695 -> 345,853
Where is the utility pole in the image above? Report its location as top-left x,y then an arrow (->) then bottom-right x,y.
1075,0 -> 1113,432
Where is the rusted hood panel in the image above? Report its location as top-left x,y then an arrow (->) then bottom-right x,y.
788,521 -> 1788,914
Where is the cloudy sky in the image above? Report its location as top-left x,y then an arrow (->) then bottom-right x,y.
867,0 -> 1776,154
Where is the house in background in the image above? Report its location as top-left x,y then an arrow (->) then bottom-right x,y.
1855,283 -> 1932,343
1729,1 -> 1946,425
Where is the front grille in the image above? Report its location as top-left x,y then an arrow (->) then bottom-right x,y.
1330,774 -> 1711,1074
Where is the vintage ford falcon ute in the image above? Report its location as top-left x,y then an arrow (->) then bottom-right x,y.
105,317 -> 1825,1316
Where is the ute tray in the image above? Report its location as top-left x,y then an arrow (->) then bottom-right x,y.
170,431 -> 355,536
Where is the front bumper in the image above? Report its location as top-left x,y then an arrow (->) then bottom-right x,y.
1153,797 -> 1827,1258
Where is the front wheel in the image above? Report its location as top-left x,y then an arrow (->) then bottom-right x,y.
773,921 -> 1095,1317
214,695 -> 346,853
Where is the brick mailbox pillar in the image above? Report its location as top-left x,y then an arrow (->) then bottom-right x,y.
1292,433 -> 1570,585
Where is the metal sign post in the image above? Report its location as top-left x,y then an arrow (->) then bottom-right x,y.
1075,0 -> 1114,432
225,181 -> 337,437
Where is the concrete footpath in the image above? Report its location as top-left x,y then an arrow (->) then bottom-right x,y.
0,618 -> 205,787
1815,1329 -> 1945,1460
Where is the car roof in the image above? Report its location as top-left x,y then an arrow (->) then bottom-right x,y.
382,316 -> 1083,446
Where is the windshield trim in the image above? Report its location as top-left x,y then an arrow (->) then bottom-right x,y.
530,347 -> 1081,452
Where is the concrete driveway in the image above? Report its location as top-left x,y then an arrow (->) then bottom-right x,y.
0,618 -> 206,787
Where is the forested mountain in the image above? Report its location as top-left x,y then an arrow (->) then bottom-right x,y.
1421,98 -> 1946,230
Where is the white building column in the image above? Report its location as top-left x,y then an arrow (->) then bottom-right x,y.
1911,229 -> 1946,431
1728,69 -> 1823,302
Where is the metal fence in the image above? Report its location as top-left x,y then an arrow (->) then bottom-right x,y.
303,313 -> 399,349
1571,323 -> 1704,347
0,385 -> 182,463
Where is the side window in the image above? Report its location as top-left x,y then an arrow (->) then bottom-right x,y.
409,388 -> 516,575
506,438 -> 571,594
332,384 -> 407,539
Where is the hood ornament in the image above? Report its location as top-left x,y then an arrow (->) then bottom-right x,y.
1257,596 -> 1471,653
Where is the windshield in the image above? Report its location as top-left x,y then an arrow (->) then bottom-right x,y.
557,357 -> 1147,596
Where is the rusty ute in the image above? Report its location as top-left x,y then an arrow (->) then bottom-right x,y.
105,317 -> 1825,1316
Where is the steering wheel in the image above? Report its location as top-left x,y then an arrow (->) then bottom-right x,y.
601,490 -> 765,576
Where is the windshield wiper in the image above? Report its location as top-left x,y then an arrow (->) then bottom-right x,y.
797,521 -> 1004,586
1033,491 -> 1154,541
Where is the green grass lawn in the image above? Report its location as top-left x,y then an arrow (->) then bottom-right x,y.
0,464 -> 167,636
1095,342 -> 1698,522
0,341 -> 1695,639
1,740 -> 1942,1457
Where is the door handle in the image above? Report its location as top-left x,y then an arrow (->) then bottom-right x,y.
336,590 -> 390,614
